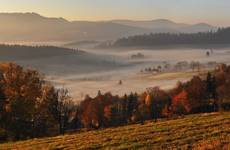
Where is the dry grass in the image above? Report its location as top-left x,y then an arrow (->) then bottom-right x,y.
0,112 -> 229,150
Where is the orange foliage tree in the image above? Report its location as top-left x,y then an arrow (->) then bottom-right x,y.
186,76 -> 207,110
172,90 -> 191,115
0,63 -> 73,140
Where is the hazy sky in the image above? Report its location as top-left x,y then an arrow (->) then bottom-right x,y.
1,0 -> 230,26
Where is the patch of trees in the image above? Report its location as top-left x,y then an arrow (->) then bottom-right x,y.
0,44 -> 84,60
113,27 -> 230,47
140,61 -> 218,74
131,53 -> 145,59
0,63 -> 77,141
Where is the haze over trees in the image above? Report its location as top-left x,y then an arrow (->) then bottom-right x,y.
112,27 -> 230,47
0,44 -> 83,60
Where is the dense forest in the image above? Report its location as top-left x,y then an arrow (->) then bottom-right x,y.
113,27 -> 230,47
0,63 -> 230,142
0,44 -> 83,59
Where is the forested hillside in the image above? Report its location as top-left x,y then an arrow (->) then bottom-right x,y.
0,44 -> 83,60
113,27 -> 230,47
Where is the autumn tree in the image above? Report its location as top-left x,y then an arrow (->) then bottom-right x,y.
206,72 -> 218,111
79,96 -> 94,128
120,94 -> 128,123
104,103 -> 121,126
206,72 -> 217,100
0,70 -> 5,121
137,103 -> 149,123
146,87 -> 170,121
0,63 -> 45,140
185,76 -> 207,112
172,90 -> 191,115
214,68 -> 230,111
45,88 -> 74,135
27,85 -> 56,138
215,73 -> 230,111
0,63 -> 74,140
126,93 -> 138,120
80,92 -> 113,128
161,105 -> 173,118
0,70 -> 7,141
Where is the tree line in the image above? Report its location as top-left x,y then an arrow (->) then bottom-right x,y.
0,63 -> 230,142
113,27 -> 230,47
0,44 -> 84,60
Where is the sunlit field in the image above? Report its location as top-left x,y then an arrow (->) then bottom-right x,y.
1,112 -> 229,150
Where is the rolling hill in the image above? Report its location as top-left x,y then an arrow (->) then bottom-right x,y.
0,44 -> 131,76
0,112 -> 229,149
0,13 -> 149,43
0,13 -> 217,43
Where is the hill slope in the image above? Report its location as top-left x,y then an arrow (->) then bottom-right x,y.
0,44 -> 131,76
0,13 -> 216,43
0,13 -> 149,42
1,112 -> 229,149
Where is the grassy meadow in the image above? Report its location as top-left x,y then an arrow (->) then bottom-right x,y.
0,112 -> 229,150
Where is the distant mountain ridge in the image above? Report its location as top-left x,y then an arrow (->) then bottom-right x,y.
0,12 -> 217,43
111,19 -> 216,33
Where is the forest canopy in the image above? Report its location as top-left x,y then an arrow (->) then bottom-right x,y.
112,27 -> 230,47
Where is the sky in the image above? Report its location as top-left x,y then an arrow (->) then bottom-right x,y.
0,0 -> 230,26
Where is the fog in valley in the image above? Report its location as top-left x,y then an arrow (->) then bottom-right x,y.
1,44 -> 230,101
30,48 -> 230,101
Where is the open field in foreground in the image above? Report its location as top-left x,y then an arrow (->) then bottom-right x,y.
0,112 -> 229,150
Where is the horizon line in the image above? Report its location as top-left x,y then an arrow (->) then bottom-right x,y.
0,11 -> 224,27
